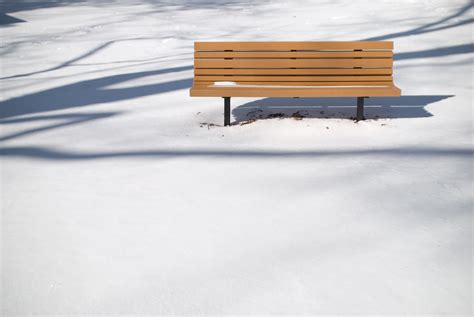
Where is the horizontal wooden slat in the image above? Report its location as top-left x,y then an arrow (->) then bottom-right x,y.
194,68 -> 393,75
195,51 -> 393,58
190,85 -> 401,97
195,59 -> 392,69
194,81 -> 394,87
195,75 -> 393,82
195,41 -> 393,51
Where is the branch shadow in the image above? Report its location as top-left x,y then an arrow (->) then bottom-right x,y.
0,146 -> 471,161
0,0 -> 259,13
0,65 -> 193,119
231,95 -> 453,124
0,13 -> 26,26
0,0 -> 86,13
395,43 -> 474,61
0,37 -> 184,80
363,1 -> 473,41
0,112 -> 120,142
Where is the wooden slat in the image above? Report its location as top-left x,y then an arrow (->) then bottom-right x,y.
195,51 -> 393,58
195,59 -> 392,68
190,85 -> 401,97
195,41 -> 393,51
195,75 -> 393,82
194,68 -> 393,75
193,81 -> 394,86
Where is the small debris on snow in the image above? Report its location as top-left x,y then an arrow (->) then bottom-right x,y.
267,113 -> 285,119
240,119 -> 256,126
200,122 -> 221,129
291,111 -> 305,120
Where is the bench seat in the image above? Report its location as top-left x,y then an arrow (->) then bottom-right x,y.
189,41 -> 402,125
190,83 -> 401,98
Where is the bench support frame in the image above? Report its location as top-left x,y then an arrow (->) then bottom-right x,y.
221,96 -> 369,126
223,97 -> 231,126
357,97 -> 365,121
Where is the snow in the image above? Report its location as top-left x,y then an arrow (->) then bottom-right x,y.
1,0 -> 472,315
214,81 -> 237,86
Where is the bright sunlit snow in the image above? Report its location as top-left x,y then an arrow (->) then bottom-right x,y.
1,0 -> 472,315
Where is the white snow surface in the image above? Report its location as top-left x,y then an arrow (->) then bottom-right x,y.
1,0 -> 473,315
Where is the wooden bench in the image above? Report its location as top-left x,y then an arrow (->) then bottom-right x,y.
189,41 -> 401,126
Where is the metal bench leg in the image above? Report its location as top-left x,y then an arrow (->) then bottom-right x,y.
356,97 -> 365,121
223,97 -> 231,126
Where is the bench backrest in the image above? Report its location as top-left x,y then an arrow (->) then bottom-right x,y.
193,41 -> 394,87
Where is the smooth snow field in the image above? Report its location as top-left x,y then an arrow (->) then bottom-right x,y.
1,0 -> 473,315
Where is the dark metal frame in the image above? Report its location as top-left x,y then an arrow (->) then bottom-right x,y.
223,97 -> 231,126
222,96 -> 367,126
357,97 -> 366,121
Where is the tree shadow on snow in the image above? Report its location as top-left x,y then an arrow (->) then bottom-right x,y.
0,146 -> 471,161
0,65 -> 193,119
0,112 -> 120,142
395,43 -> 474,61
363,1 -> 473,41
364,1 -> 473,61
231,95 -> 453,124
0,0 -> 260,14
0,13 -> 26,26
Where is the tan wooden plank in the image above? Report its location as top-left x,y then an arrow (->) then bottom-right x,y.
195,41 -> 393,51
190,85 -> 401,97
194,68 -> 393,75
195,51 -> 393,58
193,81 -> 394,87
194,59 -> 392,68
195,75 -> 393,82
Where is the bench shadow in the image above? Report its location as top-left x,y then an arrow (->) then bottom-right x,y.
232,95 -> 453,123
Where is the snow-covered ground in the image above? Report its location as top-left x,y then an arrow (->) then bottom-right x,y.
1,0 -> 472,315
